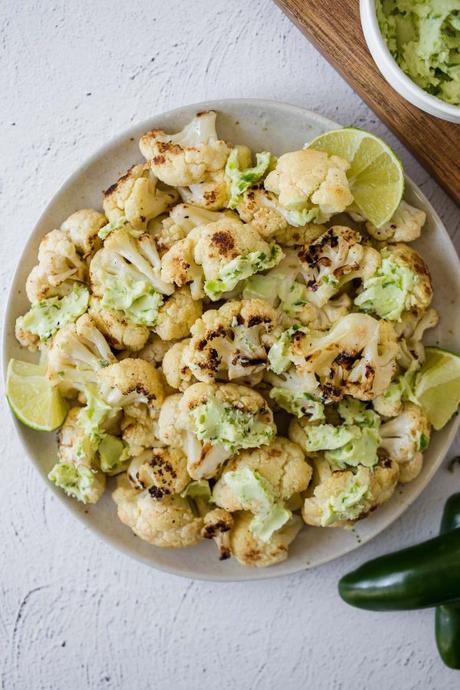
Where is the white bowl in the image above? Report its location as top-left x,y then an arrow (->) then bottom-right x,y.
3,99 -> 460,581
360,0 -> 460,123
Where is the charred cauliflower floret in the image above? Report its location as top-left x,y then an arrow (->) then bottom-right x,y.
60,209 -> 107,258
139,111 -> 230,188
395,307 -> 439,370
90,227 -> 173,327
161,214 -> 283,301
162,340 -> 197,391
158,383 -> 276,480
296,226 -> 381,308
355,244 -> 433,321
380,402 -> 431,465
179,382 -> 276,479
26,229 -> 88,304
269,313 -> 398,403
178,170 -> 230,211
302,458 -> 399,527
243,250 -> 352,330
97,358 -> 165,409
236,186 -> 327,241
189,216 -> 284,300
113,475 -> 203,548
225,146 -> 274,209
149,203 -> 233,252
160,236 -> 204,299
183,299 -> 280,383
49,407 -> 106,504
201,508 -> 234,560
366,201 -> 426,243
155,286 -> 203,341
88,295 -> 149,352
103,163 -> 177,230
264,149 -> 353,224
229,511 -> 303,568
127,446 -> 190,496
213,437 -> 312,510
47,314 -> 116,396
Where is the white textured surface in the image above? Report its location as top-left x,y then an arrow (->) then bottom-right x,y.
1,1 -> 459,688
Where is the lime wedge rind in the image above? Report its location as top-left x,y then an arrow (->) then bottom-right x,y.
415,347 -> 460,431
6,358 -> 68,432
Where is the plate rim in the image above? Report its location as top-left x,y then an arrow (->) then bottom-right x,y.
3,97 -> 460,582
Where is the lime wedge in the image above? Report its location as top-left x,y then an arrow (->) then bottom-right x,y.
6,358 -> 68,431
307,128 -> 404,227
414,347 -> 460,430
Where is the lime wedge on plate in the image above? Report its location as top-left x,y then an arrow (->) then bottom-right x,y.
6,358 -> 68,431
307,128 -> 404,227
414,347 -> 460,430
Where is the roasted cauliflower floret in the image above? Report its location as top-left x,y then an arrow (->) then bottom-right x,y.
113,475 -> 203,548
380,402 -> 431,465
296,226 -> 381,308
236,186 -> 327,240
201,508 -> 234,560
26,229 -> 88,304
157,394 -> 185,447
229,511 -> 303,568
46,314 -> 116,396
366,201 -> 426,243
269,313 -> 398,403
90,227 -> 173,327
49,407 -> 106,504
121,404 -> 161,456
88,295 -> 149,352
189,216 -> 284,300
60,209 -> 107,258
264,149 -> 353,223
139,111 -> 230,188
355,244 -> 433,321
15,283 -> 89,351
103,163 -> 177,229
149,204 -> 232,252
225,146 -> 274,209
127,446 -> 190,496
213,437 -> 312,510
183,299 -> 280,383
97,358 -> 165,409
395,307 -> 439,370
160,236 -> 204,299
155,287 -> 203,341
158,383 -> 276,480
161,216 -> 284,301
178,170 -> 230,211
302,459 -> 399,527
243,250 -> 352,329
265,368 -> 326,419
162,340 -> 197,391
179,382 -> 276,479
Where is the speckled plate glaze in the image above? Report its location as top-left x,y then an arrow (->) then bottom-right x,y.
3,99 -> 460,581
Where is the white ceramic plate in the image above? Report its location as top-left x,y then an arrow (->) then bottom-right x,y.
3,99 -> 460,581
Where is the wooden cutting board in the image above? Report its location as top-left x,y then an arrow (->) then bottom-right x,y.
275,0 -> 460,206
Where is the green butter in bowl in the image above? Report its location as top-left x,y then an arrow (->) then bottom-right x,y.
376,0 -> 460,107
